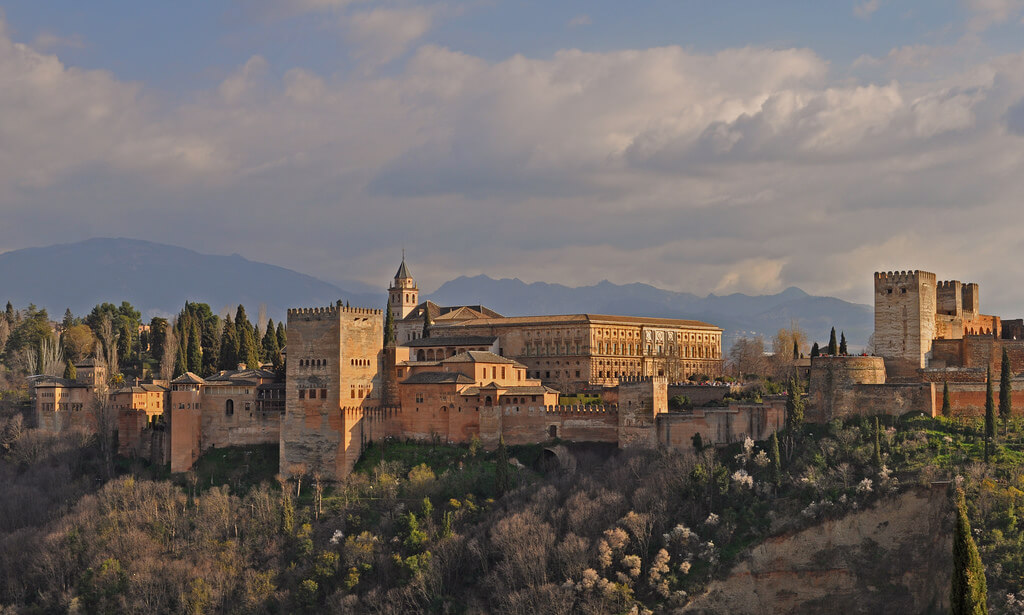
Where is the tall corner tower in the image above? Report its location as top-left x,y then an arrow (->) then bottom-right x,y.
389,257 -> 418,321
873,269 -> 937,377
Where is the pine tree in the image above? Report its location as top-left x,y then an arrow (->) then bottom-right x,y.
276,321 -> 287,350
827,327 -> 838,355
810,342 -> 820,358
219,316 -> 237,371
384,305 -> 396,346
770,431 -> 782,486
985,366 -> 995,463
4,301 -> 13,325
262,319 -> 282,369
1000,347 -> 1012,435
839,332 -> 848,355
785,377 -> 804,432
188,319 -> 203,374
495,436 -> 511,495
63,359 -> 76,381
943,381 -> 952,418
950,488 -> 987,615
873,416 -> 882,468
62,308 -> 74,330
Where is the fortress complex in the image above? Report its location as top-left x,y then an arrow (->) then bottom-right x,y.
810,269 -> 1024,421
34,258 -> 771,483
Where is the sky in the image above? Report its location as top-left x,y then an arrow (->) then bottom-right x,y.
2,0 -> 1024,313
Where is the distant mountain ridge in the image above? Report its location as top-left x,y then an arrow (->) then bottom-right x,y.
427,275 -> 873,348
0,238 -> 381,321
0,238 -> 872,348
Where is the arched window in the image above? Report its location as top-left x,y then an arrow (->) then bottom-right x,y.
225,399 -> 234,416
417,350 -> 425,361
485,396 -> 492,405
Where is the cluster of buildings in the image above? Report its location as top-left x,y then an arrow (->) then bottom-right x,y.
39,261 -> 1016,482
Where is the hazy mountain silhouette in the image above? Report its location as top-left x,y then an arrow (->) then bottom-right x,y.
0,238 -> 380,320
428,275 -> 873,348
0,239 -> 872,347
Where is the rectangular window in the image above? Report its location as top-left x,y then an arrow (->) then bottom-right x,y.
351,389 -> 356,398
299,389 -> 306,399
320,389 -> 327,398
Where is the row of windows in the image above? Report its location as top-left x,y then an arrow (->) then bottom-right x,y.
299,358 -> 327,367
350,358 -> 371,367
40,403 -> 84,412
298,389 -> 329,400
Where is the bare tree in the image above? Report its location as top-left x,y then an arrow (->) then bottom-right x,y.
728,337 -> 767,380
257,303 -> 268,338
160,327 -> 179,381
37,335 -> 65,378
89,388 -> 117,478
97,315 -> 119,378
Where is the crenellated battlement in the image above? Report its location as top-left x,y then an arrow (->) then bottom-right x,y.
937,280 -> 962,290
543,404 -> 618,415
617,375 -> 665,385
287,305 -> 383,320
874,270 -> 923,285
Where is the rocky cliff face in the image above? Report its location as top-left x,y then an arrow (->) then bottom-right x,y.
684,485 -> 952,615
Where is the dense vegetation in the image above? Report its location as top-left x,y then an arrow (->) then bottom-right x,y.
4,403 -> 1024,613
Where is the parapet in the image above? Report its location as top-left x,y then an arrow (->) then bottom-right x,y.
543,404 -> 618,415
287,305 -> 383,320
874,270 -> 933,286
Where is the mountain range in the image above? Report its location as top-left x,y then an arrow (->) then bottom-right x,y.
0,238 -> 872,348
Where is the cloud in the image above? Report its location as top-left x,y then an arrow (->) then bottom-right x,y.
31,31 -> 85,51
6,19 -> 1024,314
568,14 -> 592,28
853,0 -> 881,19
344,6 -> 436,68
963,0 -> 1024,32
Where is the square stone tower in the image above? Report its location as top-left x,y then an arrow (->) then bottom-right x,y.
281,305 -> 383,481
873,270 -> 937,377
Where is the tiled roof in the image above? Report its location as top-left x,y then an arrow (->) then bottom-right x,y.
441,351 -> 523,366
395,259 -> 412,280
401,372 -> 476,385
398,301 -> 503,323
403,336 -> 497,348
431,313 -> 720,330
171,372 -> 205,384
205,368 -> 276,382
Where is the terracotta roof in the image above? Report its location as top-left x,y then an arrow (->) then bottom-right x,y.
114,384 -> 169,394
31,375 -> 87,388
399,301 -> 503,323
171,372 -> 205,384
205,368 -> 277,383
431,313 -> 720,330
401,372 -> 476,385
403,336 -> 497,348
441,351 -> 523,366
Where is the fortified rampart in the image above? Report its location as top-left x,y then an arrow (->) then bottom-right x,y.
806,355 -> 935,421
657,398 -> 786,451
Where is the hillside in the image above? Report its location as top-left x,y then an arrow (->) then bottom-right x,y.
0,238 -> 381,320
429,275 -> 873,348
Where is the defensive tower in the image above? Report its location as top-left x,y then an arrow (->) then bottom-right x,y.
874,270 -> 937,377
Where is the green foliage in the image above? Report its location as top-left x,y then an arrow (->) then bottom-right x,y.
827,327 -> 838,356
276,321 -> 287,351
63,359 -> 76,381
873,417 -> 882,468
839,332 -> 848,355
235,305 -> 261,370
669,394 -> 692,410
951,489 -> 987,615
262,318 -> 282,369
692,432 -> 704,452
943,381 -> 952,418
770,431 -> 781,485
219,315 -> 238,371
384,305 -> 395,346
810,342 -> 820,358
494,436 -> 511,495
188,318 -> 203,374
785,377 -> 804,432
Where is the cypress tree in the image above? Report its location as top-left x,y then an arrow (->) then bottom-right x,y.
262,319 -> 281,368
384,305 -> 396,346
188,319 -> 203,374
218,316 -> 237,371
943,381 -> 952,418
234,306 -> 260,369
495,436 -> 511,495
873,416 -> 882,468
792,339 -> 799,360
950,488 -> 987,615
174,336 -> 188,378
63,359 -> 76,381
276,321 -> 287,350
985,366 -> 995,463
839,332 -> 848,355
1000,347 -> 1012,435
827,327 -> 838,355
785,377 -> 804,432
810,342 -> 820,358
62,308 -> 74,330
422,307 -> 431,339
4,301 -> 13,324
770,431 -> 782,486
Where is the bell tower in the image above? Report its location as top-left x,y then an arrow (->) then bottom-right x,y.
389,254 -> 418,321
